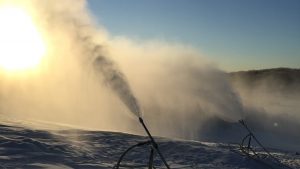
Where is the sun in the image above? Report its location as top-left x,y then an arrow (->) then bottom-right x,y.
0,5 -> 46,72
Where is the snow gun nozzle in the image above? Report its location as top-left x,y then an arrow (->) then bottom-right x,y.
138,117 -> 143,124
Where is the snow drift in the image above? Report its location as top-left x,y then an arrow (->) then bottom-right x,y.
0,123 -> 298,169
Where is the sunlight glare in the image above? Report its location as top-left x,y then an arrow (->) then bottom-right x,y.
0,5 -> 46,72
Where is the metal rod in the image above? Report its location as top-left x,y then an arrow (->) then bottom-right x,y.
247,135 -> 252,151
148,148 -> 154,169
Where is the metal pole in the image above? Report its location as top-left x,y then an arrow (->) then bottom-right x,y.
148,148 -> 154,169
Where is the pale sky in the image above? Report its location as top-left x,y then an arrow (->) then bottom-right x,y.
87,0 -> 300,71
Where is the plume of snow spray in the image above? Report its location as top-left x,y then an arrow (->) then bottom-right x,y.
0,0 -> 245,139
92,51 -> 141,117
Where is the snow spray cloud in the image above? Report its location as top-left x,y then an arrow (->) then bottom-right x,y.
0,0 -> 243,139
106,40 -> 244,138
36,0 -> 143,118
230,69 -> 300,150
92,53 -> 141,117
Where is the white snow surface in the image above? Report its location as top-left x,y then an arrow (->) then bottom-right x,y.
0,122 -> 299,169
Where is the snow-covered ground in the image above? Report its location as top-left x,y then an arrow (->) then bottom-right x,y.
0,121 -> 299,169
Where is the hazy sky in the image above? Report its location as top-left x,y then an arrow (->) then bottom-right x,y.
87,0 -> 300,71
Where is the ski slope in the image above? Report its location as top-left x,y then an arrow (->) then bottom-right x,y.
0,122 -> 299,169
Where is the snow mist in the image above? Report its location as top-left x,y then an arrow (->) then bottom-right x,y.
0,0 -> 243,139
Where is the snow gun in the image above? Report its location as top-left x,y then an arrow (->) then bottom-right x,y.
114,117 -> 170,169
239,120 -> 293,169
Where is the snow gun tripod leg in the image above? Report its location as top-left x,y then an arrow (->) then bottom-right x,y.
247,134 -> 252,150
240,133 -> 259,156
114,118 -> 170,169
239,120 -> 259,156
139,117 -> 171,169
114,141 -> 151,169
148,148 -> 154,169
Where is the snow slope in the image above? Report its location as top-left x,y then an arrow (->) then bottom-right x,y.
0,122 -> 299,169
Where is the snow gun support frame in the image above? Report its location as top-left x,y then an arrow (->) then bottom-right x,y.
114,117 -> 170,169
238,120 -> 293,169
239,119 -> 273,157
